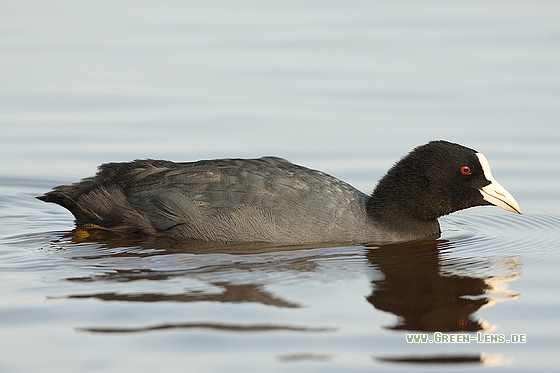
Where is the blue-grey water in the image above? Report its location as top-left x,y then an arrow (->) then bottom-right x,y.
1,1 -> 559,372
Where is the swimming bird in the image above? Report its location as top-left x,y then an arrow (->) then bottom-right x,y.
38,140 -> 521,244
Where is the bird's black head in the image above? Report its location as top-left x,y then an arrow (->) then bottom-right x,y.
368,140 -> 521,239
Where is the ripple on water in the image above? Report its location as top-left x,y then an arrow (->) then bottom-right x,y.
1,229 -> 371,290
442,210 -> 560,260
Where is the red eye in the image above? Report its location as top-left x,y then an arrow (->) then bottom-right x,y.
461,166 -> 472,175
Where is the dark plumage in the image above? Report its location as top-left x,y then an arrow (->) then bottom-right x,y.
38,140 -> 521,244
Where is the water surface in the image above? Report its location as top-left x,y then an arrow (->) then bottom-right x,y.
1,1 -> 559,372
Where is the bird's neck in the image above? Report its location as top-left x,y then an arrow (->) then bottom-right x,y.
366,186 -> 441,241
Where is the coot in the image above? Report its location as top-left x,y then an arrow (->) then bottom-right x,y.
38,140 -> 521,243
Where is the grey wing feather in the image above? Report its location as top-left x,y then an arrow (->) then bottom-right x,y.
119,157 -> 309,240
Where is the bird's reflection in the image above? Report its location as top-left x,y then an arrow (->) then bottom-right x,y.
365,239 -> 519,332
56,228 -> 315,309
67,281 -> 300,308
49,228 -> 520,340
375,352 -> 513,366
366,239 -> 519,367
77,322 -> 335,334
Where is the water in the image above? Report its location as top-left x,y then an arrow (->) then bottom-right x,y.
1,1 -> 559,372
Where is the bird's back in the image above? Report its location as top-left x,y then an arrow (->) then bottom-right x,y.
39,157 -> 378,243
